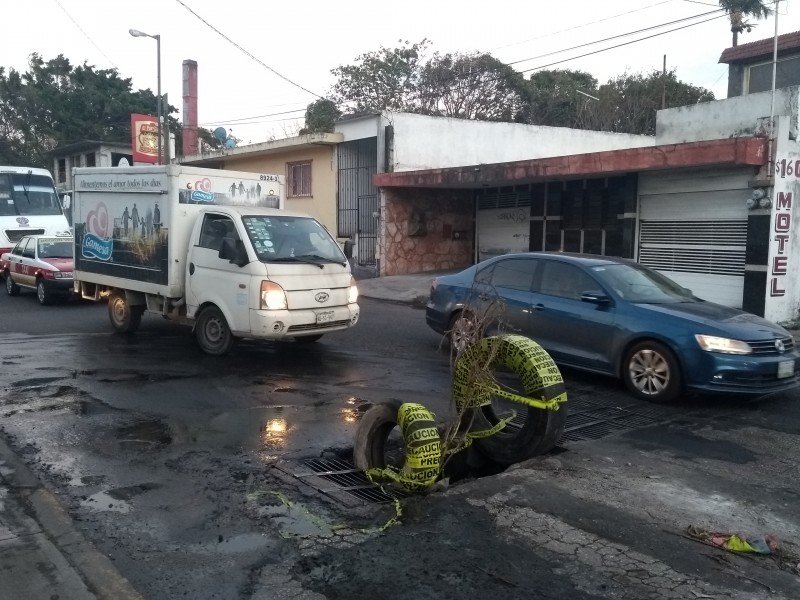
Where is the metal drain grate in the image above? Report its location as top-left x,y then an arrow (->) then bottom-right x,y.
562,402 -> 667,443
294,457 -> 409,504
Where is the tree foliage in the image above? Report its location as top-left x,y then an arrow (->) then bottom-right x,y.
329,40 -> 528,122
525,69 -> 599,128
329,40 -> 428,113
581,70 -> 715,136
0,53 -> 217,168
718,0 -> 773,46
300,98 -> 341,134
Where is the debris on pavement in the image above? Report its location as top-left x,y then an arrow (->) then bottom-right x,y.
687,525 -> 780,554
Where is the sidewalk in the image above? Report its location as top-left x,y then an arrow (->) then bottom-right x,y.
0,435 -> 143,600
356,271 -> 445,306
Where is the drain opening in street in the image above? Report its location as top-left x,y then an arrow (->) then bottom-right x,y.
286,394 -> 672,505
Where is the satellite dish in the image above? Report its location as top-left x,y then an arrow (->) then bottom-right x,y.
213,127 -> 228,143
225,138 -> 237,149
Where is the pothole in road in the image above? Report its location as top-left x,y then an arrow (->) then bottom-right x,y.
116,419 -> 173,449
107,482 -> 162,501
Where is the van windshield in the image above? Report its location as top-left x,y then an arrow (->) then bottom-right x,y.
242,215 -> 346,264
0,173 -> 63,216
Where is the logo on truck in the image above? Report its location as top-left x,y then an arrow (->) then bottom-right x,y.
189,177 -> 215,203
81,203 -> 113,261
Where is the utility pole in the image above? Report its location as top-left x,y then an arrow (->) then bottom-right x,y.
662,55 -> 666,110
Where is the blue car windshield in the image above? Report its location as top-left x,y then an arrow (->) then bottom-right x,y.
591,263 -> 694,303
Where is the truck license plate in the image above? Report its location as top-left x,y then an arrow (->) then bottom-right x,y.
778,360 -> 794,379
316,310 -> 335,324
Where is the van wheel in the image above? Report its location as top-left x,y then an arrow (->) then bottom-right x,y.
37,279 -> 52,306
195,307 -> 236,355
5,273 -> 19,296
108,291 -> 143,333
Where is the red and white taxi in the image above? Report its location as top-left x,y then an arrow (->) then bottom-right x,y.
1,234 -> 74,305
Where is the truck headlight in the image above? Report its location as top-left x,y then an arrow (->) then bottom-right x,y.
348,276 -> 358,304
260,281 -> 287,310
695,335 -> 752,355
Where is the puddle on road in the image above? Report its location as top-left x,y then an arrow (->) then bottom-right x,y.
116,419 -> 173,449
107,482 -> 162,501
255,498 -> 336,538
190,532 -> 273,555
81,491 -> 132,513
11,377 -> 64,388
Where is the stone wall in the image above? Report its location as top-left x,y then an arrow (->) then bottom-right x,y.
382,188 -> 474,276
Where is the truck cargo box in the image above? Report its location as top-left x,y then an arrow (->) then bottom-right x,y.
72,165 -> 284,298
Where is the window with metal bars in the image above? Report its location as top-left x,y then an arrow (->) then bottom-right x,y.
287,161 -> 312,198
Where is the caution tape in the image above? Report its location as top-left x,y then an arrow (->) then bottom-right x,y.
366,402 -> 442,492
451,335 -> 567,440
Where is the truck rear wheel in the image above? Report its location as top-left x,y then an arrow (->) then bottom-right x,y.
108,291 -> 143,333
195,306 -> 236,355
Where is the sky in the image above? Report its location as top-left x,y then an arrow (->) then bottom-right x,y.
2,0 -> 798,146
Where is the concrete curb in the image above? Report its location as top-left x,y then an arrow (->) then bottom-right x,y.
0,434 -> 144,600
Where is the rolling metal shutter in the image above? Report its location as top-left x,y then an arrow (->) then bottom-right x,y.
638,168 -> 750,308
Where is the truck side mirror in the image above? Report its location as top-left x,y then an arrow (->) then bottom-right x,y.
219,238 -> 249,268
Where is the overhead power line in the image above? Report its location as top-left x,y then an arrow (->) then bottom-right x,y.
52,0 -> 118,69
521,13 -> 729,73
490,0 -> 676,52
173,0 -> 324,100
507,8 -> 724,67
199,107 -> 307,127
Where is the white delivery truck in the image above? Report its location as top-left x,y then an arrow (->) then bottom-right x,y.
72,165 -> 359,354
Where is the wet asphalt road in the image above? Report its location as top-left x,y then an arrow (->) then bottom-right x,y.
2,291 -> 800,599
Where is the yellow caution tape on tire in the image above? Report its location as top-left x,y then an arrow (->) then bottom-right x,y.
366,402 -> 442,492
451,335 -> 567,443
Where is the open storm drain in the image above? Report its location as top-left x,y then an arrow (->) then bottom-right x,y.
278,399 -> 671,505
277,457 -> 410,506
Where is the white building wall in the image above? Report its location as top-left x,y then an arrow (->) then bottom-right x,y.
387,112 -> 653,172
657,87 -> 800,145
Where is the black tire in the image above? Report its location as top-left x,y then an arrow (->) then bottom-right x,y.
36,279 -> 51,306
448,310 -> 478,354
294,334 -> 323,344
622,340 -> 682,403
455,335 -> 567,465
107,291 -> 143,333
195,306 -> 236,355
5,273 -> 19,296
353,400 -> 404,472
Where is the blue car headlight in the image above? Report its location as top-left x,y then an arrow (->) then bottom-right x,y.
695,335 -> 752,355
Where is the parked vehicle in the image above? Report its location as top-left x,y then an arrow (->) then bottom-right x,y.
426,252 -> 799,403
71,165 -> 359,355
0,166 -> 71,256
1,234 -> 74,305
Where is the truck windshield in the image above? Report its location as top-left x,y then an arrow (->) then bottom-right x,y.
242,215 -> 346,264
0,173 -> 63,217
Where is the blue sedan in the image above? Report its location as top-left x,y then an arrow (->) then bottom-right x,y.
425,252 -> 799,403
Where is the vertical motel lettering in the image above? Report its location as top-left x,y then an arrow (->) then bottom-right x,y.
771,191 -> 792,296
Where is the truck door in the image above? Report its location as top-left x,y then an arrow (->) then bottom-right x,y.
186,213 -> 251,332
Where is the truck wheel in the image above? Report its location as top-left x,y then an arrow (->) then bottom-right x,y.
195,307 -> 236,355
5,273 -> 19,296
108,291 -> 143,333
37,279 -> 52,306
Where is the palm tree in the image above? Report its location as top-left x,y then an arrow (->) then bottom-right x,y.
719,0 -> 773,46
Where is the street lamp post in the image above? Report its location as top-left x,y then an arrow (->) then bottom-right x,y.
129,29 -> 162,165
